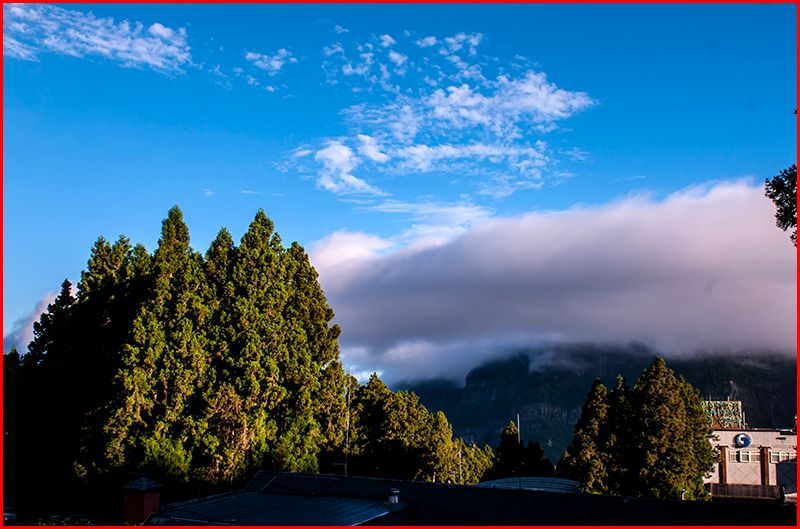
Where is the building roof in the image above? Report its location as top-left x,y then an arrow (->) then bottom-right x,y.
475,476 -> 581,494
123,477 -> 163,492
147,471 -> 797,526
148,490 -> 405,526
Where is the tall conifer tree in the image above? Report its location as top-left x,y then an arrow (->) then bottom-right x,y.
559,379 -> 610,493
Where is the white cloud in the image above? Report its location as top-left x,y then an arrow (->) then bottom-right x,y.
314,141 -> 383,195
356,134 -> 391,163
427,73 -> 595,139
3,34 -> 38,61
314,31 -> 595,196
388,50 -> 407,68
334,24 -> 349,34
147,22 -> 173,40
379,34 -> 396,47
323,42 -> 344,57
311,181 -> 797,382
310,231 -> 394,275
3,290 -> 58,353
395,142 -> 547,175
443,32 -> 483,56
416,36 -> 437,48
366,199 -> 492,248
3,4 -> 191,73
245,48 -> 296,75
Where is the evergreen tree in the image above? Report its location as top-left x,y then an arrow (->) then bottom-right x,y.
225,210 -> 286,474
628,358 -> 714,500
455,439 -> 494,484
765,164 -> 797,245
4,206 -> 483,515
488,420 -> 523,478
105,207 -> 211,481
347,373 -> 483,484
521,440 -> 555,477
199,228 -> 239,482
604,375 -> 632,495
284,242 -> 348,459
559,379 -> 610,493
561,358 -> 716,500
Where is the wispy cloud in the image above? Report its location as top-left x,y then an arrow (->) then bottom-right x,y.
3,34 -> 38,61
306,30 -> 595,197
314,141 -> 384,195
415,36 -> 437,48
3,3 -> 191,73
379,34 -> 396,48
442,32 -> 483,56
366,198 -> 492,247
245,48 -> 297,75
356,134 -> 391,163
3,290 -> 58,353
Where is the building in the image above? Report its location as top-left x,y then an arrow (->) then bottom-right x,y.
145,471 -> 796,525
703,400 -> 796,502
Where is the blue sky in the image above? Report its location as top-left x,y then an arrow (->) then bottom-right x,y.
3,4 -> 796,380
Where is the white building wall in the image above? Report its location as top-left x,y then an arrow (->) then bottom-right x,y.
705,429 -> 797,493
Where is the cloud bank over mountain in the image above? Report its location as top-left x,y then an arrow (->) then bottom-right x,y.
311,181 -> 797,382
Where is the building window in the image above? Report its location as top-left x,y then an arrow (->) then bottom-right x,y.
730,450 -> 761,463
769,451 -> 797,463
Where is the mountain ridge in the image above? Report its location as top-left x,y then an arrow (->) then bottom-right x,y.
397,344 -> 797,462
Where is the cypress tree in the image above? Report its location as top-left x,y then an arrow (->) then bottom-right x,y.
604,375 -> 632,495
559,379 -> 610,493
628,357 -> 714,500
456,439 -> 494,484
6,205 -> 489,514
199,228 -> 239,482
105,207 -> 211,481
225,210 -> 285,474
488,420 -> 524,478
281,242 -> 347,466
562,358 -> 716,500
521,441 -> 555,477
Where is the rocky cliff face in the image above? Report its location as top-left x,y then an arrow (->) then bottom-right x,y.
399,345 -> 796,462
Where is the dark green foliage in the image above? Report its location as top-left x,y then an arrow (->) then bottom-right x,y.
559,380 -> 610,492
455,438 -> 495,484
4,207 -> 482,517
628,358 -> 715,500
492,420 -> 524,477
482,420 -> 554,480
765,164 -> 797,245
560,358 -> 716,500
346,373 -> 493,484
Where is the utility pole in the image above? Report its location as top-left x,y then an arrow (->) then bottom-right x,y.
345,368 -> 351,476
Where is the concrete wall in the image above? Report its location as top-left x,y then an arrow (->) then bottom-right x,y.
705,429 -> 796,492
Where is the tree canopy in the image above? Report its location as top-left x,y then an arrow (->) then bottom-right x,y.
559,358 -> 716,500
3,207 -> 490,517
483,420 -> 553,480
765,164 -> 797,246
